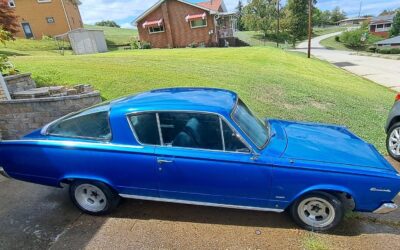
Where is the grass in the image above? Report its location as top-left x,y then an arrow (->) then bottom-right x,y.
236,31 -> 282,47
8,47 -> 394,152
0,38 -> 66,52
320,36 -> 354,51
303,234 -> 330,250
84,25 -> 138,46
313,26 -> 347,37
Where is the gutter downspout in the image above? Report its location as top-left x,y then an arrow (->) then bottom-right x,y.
61,0 -> 72,31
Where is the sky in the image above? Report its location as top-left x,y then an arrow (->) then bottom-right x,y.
79,0 -> 400,29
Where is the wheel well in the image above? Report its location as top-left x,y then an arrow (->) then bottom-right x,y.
387,116 -> 400,133
59,178 -> 118,194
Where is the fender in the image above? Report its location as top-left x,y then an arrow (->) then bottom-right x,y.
58,174 -> 116,190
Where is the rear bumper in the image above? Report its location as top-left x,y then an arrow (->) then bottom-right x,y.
373,203 -> 398,214
0,167 -> 10,178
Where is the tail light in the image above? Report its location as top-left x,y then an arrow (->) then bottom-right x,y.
396,93 -> 400,102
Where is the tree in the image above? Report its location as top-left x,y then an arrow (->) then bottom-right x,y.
330,6 -> 346,23
236,0 -> 245,31
0,28 -> 12,45
379,10 -> 396,16
0,0 -> 19,35
95,20 -> 121,28
390,11 -> 400,37
242,0 -> 278,37
285,0 -> 309,46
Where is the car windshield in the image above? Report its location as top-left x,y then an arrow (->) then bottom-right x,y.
232,99 -> 270,149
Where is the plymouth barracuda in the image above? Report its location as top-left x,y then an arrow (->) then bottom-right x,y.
0,88 -> 399,231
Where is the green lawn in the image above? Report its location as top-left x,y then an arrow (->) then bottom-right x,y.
320,36 -> 354,51
236,31 -> 279,47
9,47 -> 394,152
84,25 -> 138,46
313,26 -> 346,37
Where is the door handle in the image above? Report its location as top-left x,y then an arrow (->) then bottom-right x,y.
157,159 -> 174,164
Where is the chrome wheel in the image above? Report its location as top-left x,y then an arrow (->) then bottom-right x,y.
74,184 -> 107,213
297,197 -> 335,228
389,128 -> 400,156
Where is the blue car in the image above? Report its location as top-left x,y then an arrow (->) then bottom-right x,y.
0,88 -> 399,231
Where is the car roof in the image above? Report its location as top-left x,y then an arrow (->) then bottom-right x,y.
110,88 -> 238,116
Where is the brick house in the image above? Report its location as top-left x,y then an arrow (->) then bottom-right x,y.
6,0 -> 83,39
133,0 -> 238,48
369,14 -> 395,38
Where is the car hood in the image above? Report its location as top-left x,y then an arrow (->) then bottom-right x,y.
271,119 -> 394,171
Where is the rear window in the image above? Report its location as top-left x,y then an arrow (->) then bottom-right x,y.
46,104 -> 111,140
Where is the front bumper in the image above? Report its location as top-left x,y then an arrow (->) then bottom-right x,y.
373,203 -> 398,214
0,167 -> 10,178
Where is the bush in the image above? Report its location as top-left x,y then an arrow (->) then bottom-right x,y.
340,29 -> 368,49
130,39 -> 140,50
0,54 -> 18,75
377,47 -> 400,54
366,46 -> 376,53
141,42 -> 151,49
187,42 -> 198,48
335,36 -> 340,42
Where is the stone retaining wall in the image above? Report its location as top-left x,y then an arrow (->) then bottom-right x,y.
4,73 -> 36,95
0,85 -> 6,101
0,92 -> 102,140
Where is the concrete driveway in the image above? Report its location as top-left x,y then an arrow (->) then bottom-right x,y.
296,32 -> 400,92
1,159 -> 400,250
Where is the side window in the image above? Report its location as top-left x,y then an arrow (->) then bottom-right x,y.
222,121 -> 251,153
47,104 -> 111,140
129,113 -> 160,145
158,112 -> 223,150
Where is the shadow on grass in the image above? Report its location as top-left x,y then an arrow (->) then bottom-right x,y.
0,49 -> 30,56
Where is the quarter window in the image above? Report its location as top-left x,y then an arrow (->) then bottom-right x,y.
190,19 -> 207,29
149,26 -> 164,34
46,104 -> 111,140
222,121 -> 250,153
129,113 -> 160,145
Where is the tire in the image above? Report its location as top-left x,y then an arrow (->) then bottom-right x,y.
69,180 -> 120,215
289,192 -> 344,232
387,122 -> 400,161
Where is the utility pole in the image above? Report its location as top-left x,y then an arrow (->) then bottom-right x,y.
358,0 -> 363,17
276,0 -> 280,48
307,0 -> 313,58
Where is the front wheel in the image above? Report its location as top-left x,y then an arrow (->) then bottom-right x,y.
289,192 -> 344,231
69,180 -> 120,215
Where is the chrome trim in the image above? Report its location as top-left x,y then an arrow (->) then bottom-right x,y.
156,113 -> 164,146
373,203 -> 398,214
0,167 -> 10,178
125,110 -> 253,155
370,188 -> 392,193
219,117 -> 226,151
119,194 -> 284,213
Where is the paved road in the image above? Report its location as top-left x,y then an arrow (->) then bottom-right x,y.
296,32 -> 400,92
1,159 -> 400,249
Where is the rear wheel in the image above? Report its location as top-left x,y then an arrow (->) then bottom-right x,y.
387,122 -> 400,161
290,192 -> 344,231
69,180 -> 120,215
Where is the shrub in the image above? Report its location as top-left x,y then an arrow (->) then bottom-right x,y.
366,46 -> 376,53
340,29 -> 368,49
390,48 -> 400,54
0,54 -> 17,75
141,42 -> 151,49
41,35 -> 54,41
377,48 -> 400,54
335,36 -> 340,42
187,42 -> 198,48
130,39 -> 140,50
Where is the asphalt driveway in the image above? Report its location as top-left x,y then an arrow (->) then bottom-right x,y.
1,159 -> 400,249
296,33 -> 400,92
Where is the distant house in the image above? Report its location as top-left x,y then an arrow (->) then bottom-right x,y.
7,0 -> 83,39
369,14 -> 395,38
133,0 -> 238,48
337,17 -> 369,27
375,36 -> 400,48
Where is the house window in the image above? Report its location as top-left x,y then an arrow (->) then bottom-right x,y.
377,24 -> 384,29
46,17 -> 55,24
190,19 -> 207,29
148,26 -> 164,34
8,0 -> 16,8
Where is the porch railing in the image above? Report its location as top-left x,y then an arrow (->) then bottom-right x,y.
218,28 -> 235,38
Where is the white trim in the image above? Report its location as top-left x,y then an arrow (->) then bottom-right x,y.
119,194 -> 284,213
148,26 -> 165,34
7,0 -> 16,8
37,0 -> 52,3
132,0 -> 214,25
0,73 -> 11,101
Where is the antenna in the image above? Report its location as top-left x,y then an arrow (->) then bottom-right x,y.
358,0 -> 363,17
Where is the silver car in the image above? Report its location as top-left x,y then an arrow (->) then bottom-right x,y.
386,93 -> 400,160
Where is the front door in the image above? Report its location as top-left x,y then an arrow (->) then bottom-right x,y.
155,111 -> 272,208
21,23 -> 34,39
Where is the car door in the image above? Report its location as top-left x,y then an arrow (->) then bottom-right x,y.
154,111 -> 273,209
